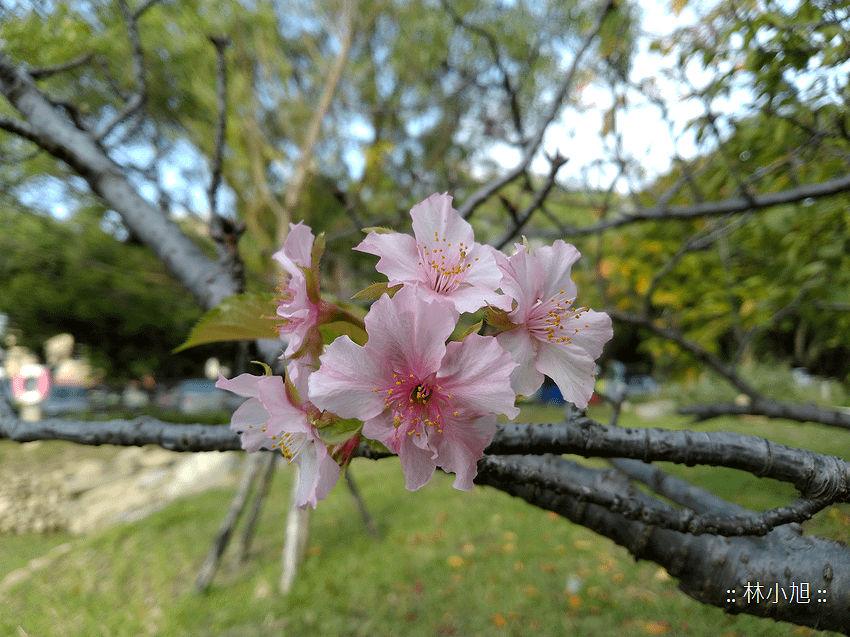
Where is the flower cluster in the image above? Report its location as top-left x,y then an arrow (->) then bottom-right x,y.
218,193 -> 612,507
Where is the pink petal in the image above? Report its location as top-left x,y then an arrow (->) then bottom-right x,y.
536,240 -> 580,300
228,398 -> 272,452
496,328 -> 545,398
272,222 -> 314,275
216,374 -> 272,452
308,336 -> 392,421
497,245 -> 545,321
535,341 -> 598,409
437,334 -> 520,419
397,446 -> 438,491
286,357 -> 317,405
292,439 -> 341,509
257,374 -> 311,438
361,413 -> 437,491
216,372 -> 262,399
364,287 -> 452,376
410,192 -> 475,248
354,232 -> 422,284
435,415 -> 498,491
561,308 -> 613,360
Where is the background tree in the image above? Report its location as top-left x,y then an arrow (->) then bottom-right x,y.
1,0 -> 849,634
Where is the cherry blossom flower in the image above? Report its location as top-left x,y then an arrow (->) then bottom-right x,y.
273,222 -> 323,359
493,240 -> 613,408
216,361 -> 340,508
308,287 -> 519,491
355,193 -> 510,314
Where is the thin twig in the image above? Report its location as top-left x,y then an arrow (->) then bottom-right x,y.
494,152 -> 569,249
96,0 -> 149,142
345,467 -> 381,540
458,0 -> 615,220
530,170 -> 850,238
28,52 -> 93,80
277,1 -> 356,247
195,453 -> 265,593
236,452 -> 278,564
207,34 -> 230,218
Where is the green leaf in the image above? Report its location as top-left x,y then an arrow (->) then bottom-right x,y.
352,281 -> 403,299
318,418 -> 363,444
172,293 -> 279,352
363,438 -> 392,455
320,320 -> 368,346
310,232 -> 326,266
457,320 -> 483,341
252,361 -> 274,376
486,307 -> 516,332
361,226 -> 397,235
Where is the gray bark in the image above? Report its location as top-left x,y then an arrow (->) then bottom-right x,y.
0,53 -> 236,311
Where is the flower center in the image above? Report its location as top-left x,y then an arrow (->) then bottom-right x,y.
374,373 -> 456,439
526,292 -> 586,344
417,232 -> 479,294
269,430 -> 309,464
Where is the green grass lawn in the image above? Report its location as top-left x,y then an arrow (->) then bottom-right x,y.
1,406 -> 847,636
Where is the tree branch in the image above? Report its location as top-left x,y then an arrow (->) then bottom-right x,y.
681,400 -> 850,430
96,0 -> 149,142
4,399 -> 847,510
441,0 -> 525,140
0,52 -> 236,310
486,420 -> 850,505
458,0 -> 615,221
277,1 -> 355,247
27,51 -> 94,80
206,34 -> 230,219
530,170 -> 850,237
480,454 -> 830,536
494,152 -> 569,249
475,454 -> 850,636
0,112 -> 38,141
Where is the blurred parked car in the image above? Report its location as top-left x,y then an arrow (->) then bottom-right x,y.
122,384 -> 150,410
41,384 -> 91,416
161,379 -> 234,415
88,386 -> 122,410
625,375 -> 660,397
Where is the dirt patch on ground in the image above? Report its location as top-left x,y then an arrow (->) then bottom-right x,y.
0,440 -> 240,535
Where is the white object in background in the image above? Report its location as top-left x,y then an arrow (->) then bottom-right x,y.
11,363 -> 51,422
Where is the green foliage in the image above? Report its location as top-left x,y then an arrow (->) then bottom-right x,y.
613,0 -> 850,380
0,204 -> 222,380
173,293 -> 280,353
